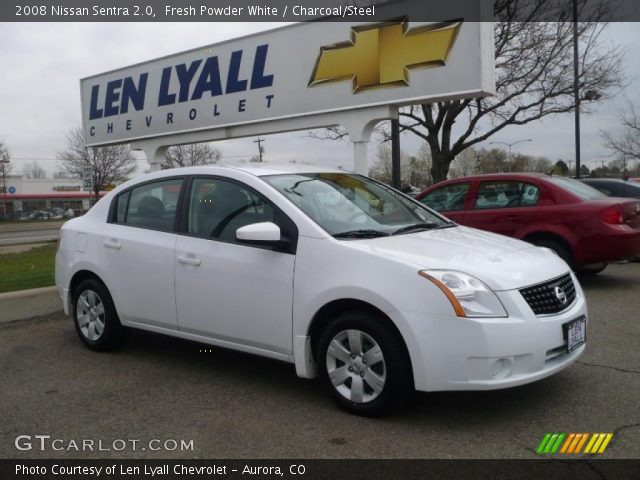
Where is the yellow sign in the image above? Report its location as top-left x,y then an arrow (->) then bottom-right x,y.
309,21 -> 461,93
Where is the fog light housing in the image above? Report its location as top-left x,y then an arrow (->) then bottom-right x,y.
490,358 -> 512,379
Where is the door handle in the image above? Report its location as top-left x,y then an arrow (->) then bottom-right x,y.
506,215 -> 524,222
103,239 -> 121,250
177,255 -> 201,267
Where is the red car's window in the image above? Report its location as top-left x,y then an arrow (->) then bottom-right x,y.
475,181 -> 540,209
420,183 -> 470,212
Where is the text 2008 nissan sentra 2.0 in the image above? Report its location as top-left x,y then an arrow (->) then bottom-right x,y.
55,165 -> 587,416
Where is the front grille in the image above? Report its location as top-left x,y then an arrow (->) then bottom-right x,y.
520,273 -> 576,315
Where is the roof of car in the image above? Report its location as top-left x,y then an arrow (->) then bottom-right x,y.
132,163 -> 347,181
116,163 -> 349,189
225,163 -> 345,176
432,173 -> 549,184
581,178 -> 635,184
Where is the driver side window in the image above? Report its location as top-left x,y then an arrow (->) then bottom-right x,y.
188,178 -> 275,243
421,183 -> 470,212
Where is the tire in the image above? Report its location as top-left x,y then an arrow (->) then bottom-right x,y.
577,262 -> 608,276
72,278 -> 124,351
317,310 -> 412,416
529,238 -> 573,268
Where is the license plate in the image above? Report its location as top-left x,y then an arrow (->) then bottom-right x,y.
564,316 -> 586,352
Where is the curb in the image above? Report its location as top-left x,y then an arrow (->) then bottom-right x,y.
0,286 -> 63,324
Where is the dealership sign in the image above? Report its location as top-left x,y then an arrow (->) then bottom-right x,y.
81,16 -> 493,146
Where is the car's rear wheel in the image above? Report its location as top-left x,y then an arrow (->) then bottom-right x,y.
317,311 -> 412,416
72,278 -> 124,351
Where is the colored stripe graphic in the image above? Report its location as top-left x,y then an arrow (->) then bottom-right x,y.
538,433 -> 613,455
585,433 -> 614,454
536,433 -> 552,454
537,433 -> 565,454
574,433 -> 589,453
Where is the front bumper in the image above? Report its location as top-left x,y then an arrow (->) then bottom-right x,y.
391,275 -> 587,392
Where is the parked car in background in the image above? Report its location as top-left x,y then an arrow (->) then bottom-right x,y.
580,178 -> 640,199
56,165 -> 587,415
29,210 -> 51,220
416,173 -> 640,274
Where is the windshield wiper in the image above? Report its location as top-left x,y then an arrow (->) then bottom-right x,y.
334,229 -> 390,239
392,222 -> 455,236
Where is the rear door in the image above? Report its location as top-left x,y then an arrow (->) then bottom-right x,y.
463,180 -> 542,237
101,177 -> 184,329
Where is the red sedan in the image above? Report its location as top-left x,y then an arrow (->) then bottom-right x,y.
416,173 -> 640,273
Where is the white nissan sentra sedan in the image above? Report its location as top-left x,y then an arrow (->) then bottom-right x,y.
56,165 -> 587,415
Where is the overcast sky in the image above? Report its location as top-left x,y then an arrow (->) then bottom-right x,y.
0,22 -> 638,177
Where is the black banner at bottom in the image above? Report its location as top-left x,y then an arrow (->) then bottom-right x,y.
1,460 -> 639,480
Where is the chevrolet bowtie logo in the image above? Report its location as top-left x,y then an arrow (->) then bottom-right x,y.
309,20 -> 461,93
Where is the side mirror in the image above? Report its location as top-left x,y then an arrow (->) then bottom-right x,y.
236,222 -> 282,244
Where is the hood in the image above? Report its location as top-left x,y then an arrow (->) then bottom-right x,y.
344,226 -> 570,291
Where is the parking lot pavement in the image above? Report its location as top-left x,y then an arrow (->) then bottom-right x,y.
1,264 -> 638,460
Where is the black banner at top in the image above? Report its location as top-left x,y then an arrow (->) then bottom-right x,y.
3,0 -> 640,23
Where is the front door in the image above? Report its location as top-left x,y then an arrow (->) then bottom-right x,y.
174,177 -> 296,355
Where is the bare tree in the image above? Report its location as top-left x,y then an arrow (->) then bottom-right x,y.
161,143 -> 222,169
57,128 -> 137,197
0,141 -> 12,176
369,143 -> 430,189
601,100 -> 640,160
400,1 -> 623,182
310,1 -> 624,183
449,148 -> 478,178
22,161 -> 47,179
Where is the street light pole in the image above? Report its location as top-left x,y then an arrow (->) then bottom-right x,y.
573,0 -> 581,178
489,139 -> 532,172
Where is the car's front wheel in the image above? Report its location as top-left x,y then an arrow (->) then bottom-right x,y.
72,278 -> 124,351
317,311 -> 412,416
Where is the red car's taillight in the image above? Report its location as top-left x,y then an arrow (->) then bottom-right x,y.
601,206 -> 624,225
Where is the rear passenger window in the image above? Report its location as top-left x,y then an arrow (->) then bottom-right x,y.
122,178 -> 184,231
475,181 -> 540,209
188,178 -> 275,242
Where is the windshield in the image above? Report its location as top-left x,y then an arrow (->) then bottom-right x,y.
547,176 -> 607,200
263,173 -> 452,237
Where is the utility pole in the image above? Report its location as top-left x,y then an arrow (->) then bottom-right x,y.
391,119 -> 401,189
254,138 -> 265,162
573,0 -> 581,178
0,159 -> 9,220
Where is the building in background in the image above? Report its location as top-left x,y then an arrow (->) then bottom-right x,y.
0,175 -> 107,216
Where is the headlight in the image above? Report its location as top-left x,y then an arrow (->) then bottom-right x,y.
418,270 -> 507,318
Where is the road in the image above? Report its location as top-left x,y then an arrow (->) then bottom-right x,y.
0,222 -> 64,245
0,264 -> 638,459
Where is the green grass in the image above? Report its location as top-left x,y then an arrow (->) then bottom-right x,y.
0,244 -> 56,293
